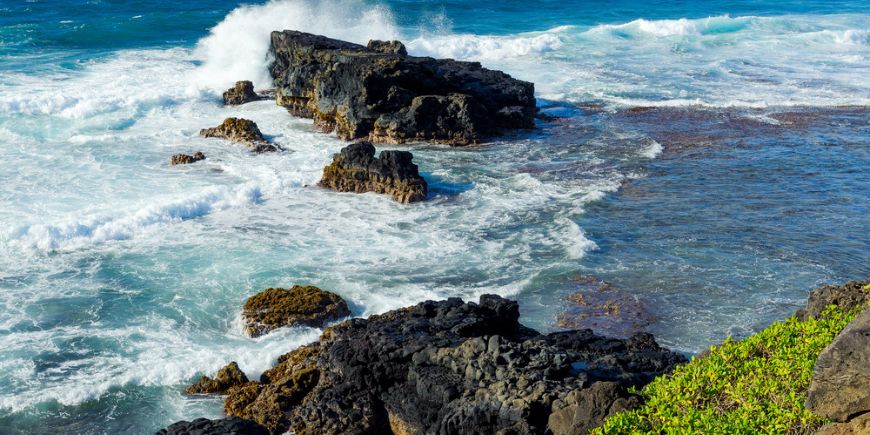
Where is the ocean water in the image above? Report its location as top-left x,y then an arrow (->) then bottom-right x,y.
1,0 -> 868,432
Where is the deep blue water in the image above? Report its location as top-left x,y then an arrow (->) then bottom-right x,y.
0,0 -> 868,433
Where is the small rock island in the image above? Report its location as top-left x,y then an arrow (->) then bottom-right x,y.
268,31 -> 537,145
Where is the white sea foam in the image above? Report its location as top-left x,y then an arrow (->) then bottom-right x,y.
192,0 -> 400,91
639,140 -> 664,158
407,30 -> 565,61
6,184 -> 262,252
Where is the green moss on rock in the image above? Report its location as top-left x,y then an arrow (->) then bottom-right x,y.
242,285 -> 350,337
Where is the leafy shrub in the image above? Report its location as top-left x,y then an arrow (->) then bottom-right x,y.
594,305 -> 862,434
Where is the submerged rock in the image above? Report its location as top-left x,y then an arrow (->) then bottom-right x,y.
806,309 -> 870,423
797,279 -> 870,321
155,417 -> 268,435
319,142 -> 428,203
242,285 -> 350,338
221,294 -> 685,434
170,151 -> 206,165
199,118 -> 278,153
557,275 -> 654,338
222,80 -> 261,105
185,361 -> 249,395
268,30 -> 536,146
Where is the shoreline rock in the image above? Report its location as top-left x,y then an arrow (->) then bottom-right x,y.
199,118 -> 278,153
156,417 -> 268,435
221,294 -> 685,434
242,285 -> 351,338
797,278 -> 870,321
170,151 -> 205,165
185,361 -> 249,395
268,30 -> 536,146
319,142 -> 428,203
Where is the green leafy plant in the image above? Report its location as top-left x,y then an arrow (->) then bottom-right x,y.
594,304 -> 863,434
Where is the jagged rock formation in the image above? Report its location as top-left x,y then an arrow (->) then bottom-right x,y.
199,118 -> 278,153
797,278 -> 870,320
223,80 -> 262,105
215,295 -> 685,434
268,30 -> 536,146
170,151 -> 205,165
242,285 -> 351,338
806,309 -> 870,423
319,142 -> 428,203
185,361 -> 249,395
155,417 -> 269,435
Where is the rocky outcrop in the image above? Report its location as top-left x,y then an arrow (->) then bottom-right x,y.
221,295 -> 686,434
242,285 -> 351,338
186,361 -> 249,395
806,309 -> 870,423
319,142 -> 427,203
268,30 -> 536,146
155,417 -> 268,435
199,118 -> 278,153
170,152 -> 205,165
223,81 -> 262,105
797,279 -> 870,320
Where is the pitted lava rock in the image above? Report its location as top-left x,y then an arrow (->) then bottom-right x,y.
214,294 -> 685,434
269,31 -> 536,145
319,142 -> 428,203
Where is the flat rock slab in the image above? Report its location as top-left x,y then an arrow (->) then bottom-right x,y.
269,30 -> 536,146
242,285 -> 350,337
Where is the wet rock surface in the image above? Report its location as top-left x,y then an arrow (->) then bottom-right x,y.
185,361 -> 249,395
269,30 -> 536,145
170,152 -> 206,165
557,275 -> 654,338
155,417 -> 268,435
219,294 -> 685,434
797,279 -> 870,321
242,285 -> 351,338
222,80 -> 262,105
319,142 -> 428,203
199,118 -> 278,153
806,309 -> 870,423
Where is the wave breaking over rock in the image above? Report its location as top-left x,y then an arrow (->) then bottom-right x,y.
268,30 -> 537,145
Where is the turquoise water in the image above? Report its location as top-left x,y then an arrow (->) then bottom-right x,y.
1,1 -> 868,432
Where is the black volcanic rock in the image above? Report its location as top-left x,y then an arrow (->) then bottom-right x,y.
155,417 -> 268,435
222,80 -> 262,105
796,278 -> 870,321
268,30 -> 536,146
199,118 -> 278,153
218,295 -> 686,434
319,142 -> 428,203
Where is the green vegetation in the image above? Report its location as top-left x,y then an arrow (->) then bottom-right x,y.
594,304 -> 864,434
